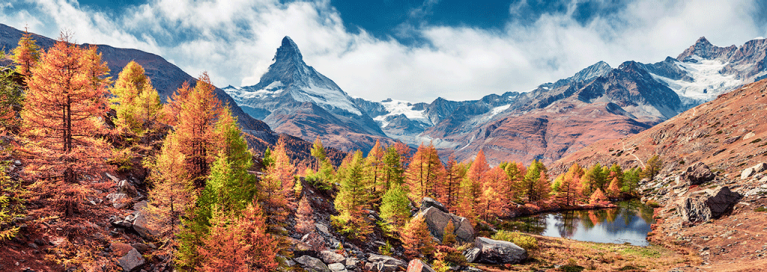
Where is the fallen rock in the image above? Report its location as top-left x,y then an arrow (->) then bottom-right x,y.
420,197 -> 448,213
463,247 -> 481,263
420,207 -> 475,243
118,248 -> 145,272
132,205 -> 159,239
678,186 -> 742,223
319,250 -> 346,264
406,259 -> 437,272
328,263 -> 347,272
470,237 -> 527,264
681,162 -> 716,185
366,254 -> 407,272
294,255 -> 331,272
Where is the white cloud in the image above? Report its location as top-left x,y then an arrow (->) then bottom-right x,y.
0,0 -> 764,103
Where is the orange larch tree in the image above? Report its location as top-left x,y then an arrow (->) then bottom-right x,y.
21,34 -> 112,217
405,143 -> 444,204
477,166 -> 509,221
466,149 -> 490,211
364,139 -> 385,202
11,28 -> 41,80
437,154 -> 463,214
258,137 -> 297,227
295,195 -> 315,235
401,215 -> 436,259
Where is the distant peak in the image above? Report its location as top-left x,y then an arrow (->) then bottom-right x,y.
695,36 -> 711,46
274,36 -> 303,63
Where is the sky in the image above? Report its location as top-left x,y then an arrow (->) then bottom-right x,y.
1,0 -> 766,102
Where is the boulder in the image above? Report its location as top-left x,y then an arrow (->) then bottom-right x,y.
106,193 -> 129,209
118,248 -> 145,272
705,187 -> 742,218
753,162 -> 767,173
678,186 -> 741,223
315,223 -> 331,236
294,255 -> 331,272
328,263 -> 347,272
132,204 -> 159,239
419,207 -> 475,243
470,237 -> 527,264
406,259 -> 436,272
110,242 -> 133,257
420,197 -> 448,213
681,162 -> 715,185
319,250 -> 346,264
118,180 -> 138,197
366,254 -> 407,272
742,168 -> 755,180
463,247 -> 481,263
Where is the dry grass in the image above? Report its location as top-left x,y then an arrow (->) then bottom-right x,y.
473,234 -> 696,271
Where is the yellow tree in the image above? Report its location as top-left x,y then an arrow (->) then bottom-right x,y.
11,28 -> 41,80
109,61 -> 163,136
22,34 -> 111,217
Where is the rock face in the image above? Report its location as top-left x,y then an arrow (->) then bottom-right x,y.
681,162 -> 716,185
406,259 -> 436,272
295,255 -> 331,272
470,237 -> 527,264
679,186 -> 741,223
419,206 -> 475,243
118,248 -> 145,272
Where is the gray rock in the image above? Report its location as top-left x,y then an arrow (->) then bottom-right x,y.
420,197 -> 448,213
118,180 -> 138,197
328,263 -> 347,272
463,247 -> 480,263
294,255 -> 331,272
316,223 -> 331,236
105,172 -> 121,183
742,167 -> 755,180
366,254 -> 407,272
419,207 -> 475,243
106,193 -> 129,209
320,250 -> 346,264
118,248 -> 145,272
752,162 -> 767,173
132,205 -> 159,239
678,186 -> 742,223
344,257 -> 359,269
681,162 -> 716,185
471,237 -> 527,264
406,259 -> 436,272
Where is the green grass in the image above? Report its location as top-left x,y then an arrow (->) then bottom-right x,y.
755,206 -> 767,212
620,246 -> 663,258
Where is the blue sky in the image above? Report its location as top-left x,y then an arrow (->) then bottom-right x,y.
2,0 -> 766,102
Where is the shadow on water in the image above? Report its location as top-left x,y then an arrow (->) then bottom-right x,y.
500,200 -> 656,246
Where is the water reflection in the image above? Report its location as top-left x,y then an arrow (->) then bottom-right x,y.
503,200 -> 655,246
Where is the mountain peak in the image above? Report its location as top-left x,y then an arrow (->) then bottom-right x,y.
274,36 -> 303,63
695,36 -> 711,46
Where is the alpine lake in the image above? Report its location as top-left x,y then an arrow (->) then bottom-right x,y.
500,200 -> 656,246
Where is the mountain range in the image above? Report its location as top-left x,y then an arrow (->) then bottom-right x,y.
226,35 -> 767,164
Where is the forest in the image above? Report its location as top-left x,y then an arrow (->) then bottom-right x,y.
0,31 -> 665,271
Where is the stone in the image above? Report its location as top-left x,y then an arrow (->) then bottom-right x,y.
328,263 -> 347,272
463,247 -> 481,263
118,180 -> 138,197
744,132 -> 757,140
406,259 -> 437,272
106,193 -> 130,209
105,172 -> 121,183
294,255 -> 331,272
319,250 -> 346,264
131,243 -> 151,254
132,205 -> 159,239
110,242 -> 134,257
420,197 -> 448,213
419,207 -> 475,243
681,162 -> 716,185
678,186 -> 742,223
752,162 -> 767,173
742,168 -> 755,180
315,223 -> 331,236
344,257 -> 359,269
118,248 -> 145,272
366,254 -> 407,272
14,160 -> 21,166
471,237 -> 528,264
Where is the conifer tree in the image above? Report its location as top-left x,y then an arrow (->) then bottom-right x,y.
589,188 -> 609,204
296,195 -> 315,235
522,160 -> 548,202
259,137 -> 297,226
504,162 -> 525,202
401,215 -> 436,259
22,34 -> 111,217
607,177 -> 622,198
534,170 -> 551,201
465,149 -> 490,212
379,183 -> 410,234
109,61 -> 163,136
405,143 -> 444,203
310,136 -> 334,189
365,140 -> 386,202
478,166 -> 509,221
442,220 -> 457,246
212,108 -> 257,209
11,29 -> 41,80
644,155 -> 663,180
0,68 -> 24,132
262,147 -> 274,168
381,146 -> 404,190
438,155 -> 463,213
558,163 -> 584,206
332,151 -> 372,240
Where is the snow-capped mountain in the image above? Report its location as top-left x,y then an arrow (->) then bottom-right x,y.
224,37 -> 391,152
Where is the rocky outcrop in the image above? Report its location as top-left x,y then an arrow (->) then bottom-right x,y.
741,162 -> 766,180
681,162 -> 716,185
679,186 -> 741,223
295,255 -> 331,272
118,248 -> 145,272
406,259 -> 436,272
465,237 -> 527,264
419,197 -> 448,213
418,199 -> 475,243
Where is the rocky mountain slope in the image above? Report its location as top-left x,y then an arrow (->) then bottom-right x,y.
224,37 -> 394,152
549,78 -> 767,271
348,37 -> 767,165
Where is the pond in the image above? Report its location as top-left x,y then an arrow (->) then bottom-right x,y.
501,200 -> 656,246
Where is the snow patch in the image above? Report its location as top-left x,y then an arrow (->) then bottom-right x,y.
291,83 -> 362,115
650,57 -> 743,102
375,99 -> 432,126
